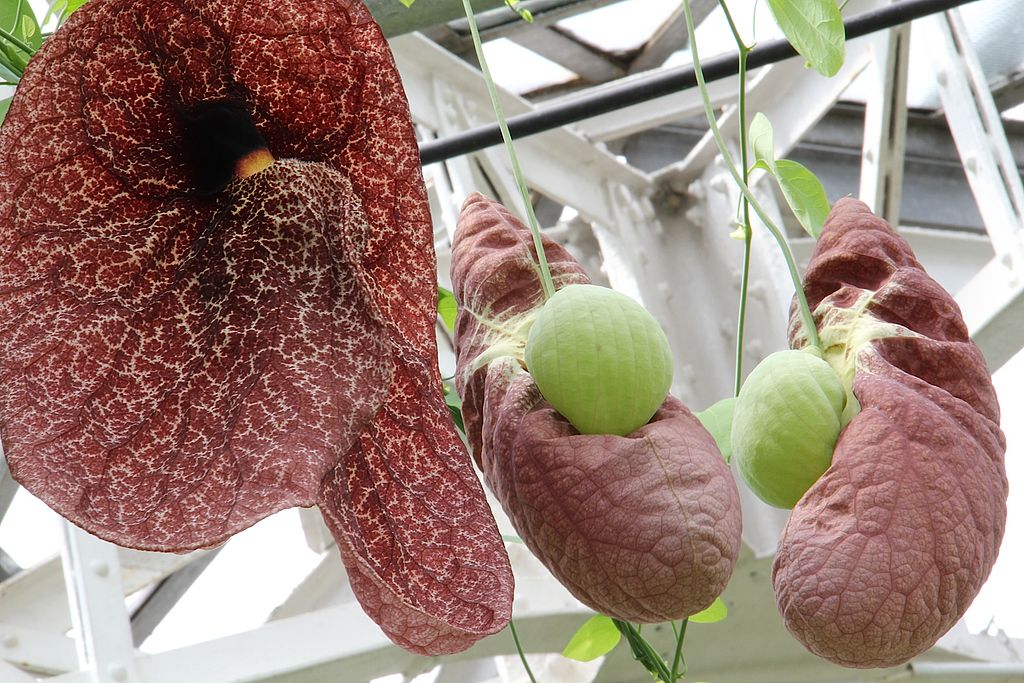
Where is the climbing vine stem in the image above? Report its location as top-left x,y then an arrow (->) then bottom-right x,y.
508,620 -> 539,683
614,620 -> 674,682
668,619 -> 689,681
717,0 -> 755,396
461,0 -> 556,301
681,0 -> 821,351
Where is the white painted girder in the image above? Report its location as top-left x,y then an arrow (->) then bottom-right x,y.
0,451 -> 16,524
391,32 -> 651,227
928,9 -> 1024,265
668,30 -> 876,187
925,9 -> 1024,372
549,68 -> 744,142
956,256 -> 1024,374
60,523 -> 139,683
859,25 -> 911,227
0,546 -> 210,634
0,659 -> 36,683
0,623 -> 77,676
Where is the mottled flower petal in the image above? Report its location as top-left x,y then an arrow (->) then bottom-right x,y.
452,194 -> 742,621
775,198 -> 1008,667
0,0 -> 512,655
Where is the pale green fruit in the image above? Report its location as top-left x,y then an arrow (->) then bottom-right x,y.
524,284 -> 673,436
731,348 -> 846,509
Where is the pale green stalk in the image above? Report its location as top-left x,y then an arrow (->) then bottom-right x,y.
681,0 -> 821,350
509,620 -> 539,683
461,0 -> 556,300
0,27 -> 33,56
718,0 -> 754,395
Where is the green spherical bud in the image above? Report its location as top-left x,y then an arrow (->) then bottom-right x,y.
731,348 -> 846,508
524,284 -> 673,436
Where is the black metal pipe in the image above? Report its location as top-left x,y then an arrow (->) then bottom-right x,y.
418,0 -> 980,164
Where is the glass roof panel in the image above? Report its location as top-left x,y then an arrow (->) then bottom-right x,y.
555,0 -> 680,53
484,38 -> 579,94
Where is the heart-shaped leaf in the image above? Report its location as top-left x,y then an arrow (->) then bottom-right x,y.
1,0 -> 40,51
438,285 -> 458,333
688,596 -> 728,624
766,0 -> 845,77
773,159 -> 830,239
563,615 -> 621,662
748,112 -> 829,238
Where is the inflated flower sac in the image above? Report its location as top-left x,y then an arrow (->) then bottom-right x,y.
774,198 -> 1008,668
451,193 -> 742,622
0,0 -> 512,655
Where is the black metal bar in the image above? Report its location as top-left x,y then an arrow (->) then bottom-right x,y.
418,0 -> 980,164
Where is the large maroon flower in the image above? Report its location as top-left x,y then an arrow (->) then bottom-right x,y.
0,0 -> 512,654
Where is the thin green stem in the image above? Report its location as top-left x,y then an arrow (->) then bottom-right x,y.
1,80 -> 18,86
681,0 -> 821,350
461,0 -> 556,301
613,620 -> 673,682
668,619 -> 688,681
509,620 -> 539,683
718,0 -> 754,395
0,27 -> 34,57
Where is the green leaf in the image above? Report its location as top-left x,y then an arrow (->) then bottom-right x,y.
442,381 -> 465,433
562,616 -> 621,662
505,0 -> 534,22
437,285 -> 457,334
773,159 -> 830,239
398,0 -> 415,7
0,95 -> 11,126
0,40 -> 25,75
696,397 -> 736,463
688,597 -> 728,624
765,0 -> 845,77
747,113 -> 830,239
1,0 -> 40,50
749,112 -> 774,168
43,0 -> 87,26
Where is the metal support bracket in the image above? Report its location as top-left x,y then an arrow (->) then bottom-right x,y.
60,523 -> 140,683
859,25 -> 911,226
928,9 -> 1024,265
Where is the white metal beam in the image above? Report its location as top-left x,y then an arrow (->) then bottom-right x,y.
392,32 -> 652,226
547,68 -> 743,142
0,659 -> 37,683
955,256 -> 1024,374
512,27 -> 625,83
0,547 -> 210,634
46,544 -> 592,683
0,448 -> 18,524
928,9 -> 1024,266
668,30 -> 876,187
60,523 -> 140,683
628,0 -> 717,75
0,623 -> 77,676
859,25 -> 911,226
